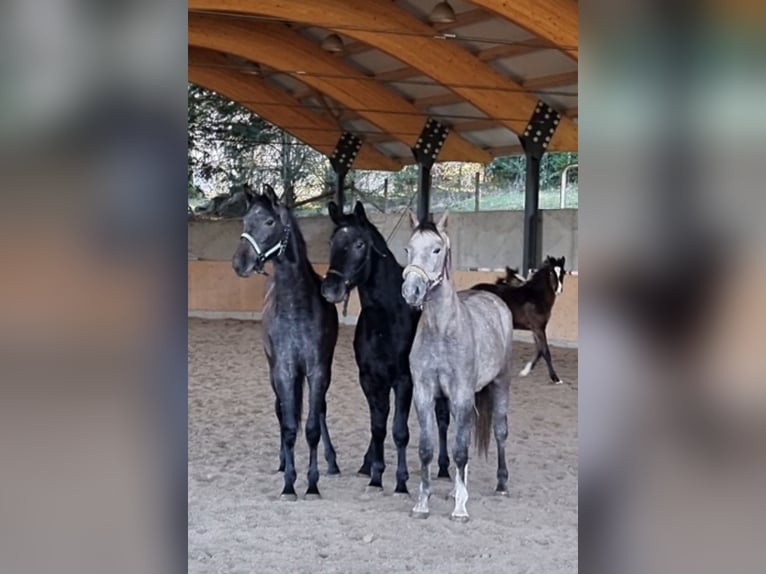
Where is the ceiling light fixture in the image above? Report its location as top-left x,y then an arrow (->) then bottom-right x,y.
226,54 -> 260,75
321,33 -> 344,53
429,1 -> 457,24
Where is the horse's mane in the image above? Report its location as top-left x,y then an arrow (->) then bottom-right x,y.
415,220 -> 440,235
332,211 -> 396,263
251,193 -> 312,270
282,204 -> 308,261
364,217 -> 393,257
525,260 -> 555,290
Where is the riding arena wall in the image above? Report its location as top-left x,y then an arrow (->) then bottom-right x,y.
188,210 -> 578,346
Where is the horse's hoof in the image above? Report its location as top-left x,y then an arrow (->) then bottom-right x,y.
326,465 -> 341,476
495,489 -> 510,497
365,485 -> 384,495
279,493 -> 298,502
394,482 -> 410,497
437,469 -> 451,480
410,509 -> 429,519
357,466 -> 371,477
551,379 -> 564,385
304,492 -> 322,501
450,513 -> 470,523
393,490 -> 411,498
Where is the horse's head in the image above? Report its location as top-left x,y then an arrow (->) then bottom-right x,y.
321,201 -> 378,304
497,266 -> 526,287
544,255 -> 567,295
232,184 -> 291,277
401,210 -> 451,308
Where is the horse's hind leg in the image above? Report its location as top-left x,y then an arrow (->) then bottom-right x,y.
435,396 -> 451,479
519,349 -> 542,377
491,379 -> 511,495
535,329 -> 561,384
392,377 -> 413,494
319,397 -> 340,475
450,399 -> 474,522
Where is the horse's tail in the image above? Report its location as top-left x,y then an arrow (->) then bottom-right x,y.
474,386 -> 493,458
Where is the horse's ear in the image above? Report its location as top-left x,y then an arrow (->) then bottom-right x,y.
242,184 -> 257,207
328,201 -> 342,225
263,183 -> 279,205
408,210 -> 419,230
505,266 -> 514,277
436,210 -> 449,233
559,256 -> 566,269
353,201 -> 368,222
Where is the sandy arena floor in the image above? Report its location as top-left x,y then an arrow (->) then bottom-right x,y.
189,318 -> 577,573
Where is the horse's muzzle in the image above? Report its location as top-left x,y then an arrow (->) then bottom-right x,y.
321,273 -> 348,304
401,274 -> 426,308
232,245 -> 257,278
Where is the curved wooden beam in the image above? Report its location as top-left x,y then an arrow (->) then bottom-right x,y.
467,0 -> 578,62
188,0 -> 578,151
189,49 -> 401,171
188,14 -> 492,164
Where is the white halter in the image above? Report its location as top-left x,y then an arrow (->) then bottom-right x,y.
240,232 -> 285,259
239,226 -> 291,273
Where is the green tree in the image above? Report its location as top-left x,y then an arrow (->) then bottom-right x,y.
486,152 -> 577,191
188,83 -> 278,196
486,155 -> 526,190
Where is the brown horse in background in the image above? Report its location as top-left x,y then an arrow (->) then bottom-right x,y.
472,256 -> 567,384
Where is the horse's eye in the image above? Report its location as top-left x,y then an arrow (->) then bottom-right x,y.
265,218 -> 275,226
355,241 -> 365,249
404,247 -> 409,254
433,247 -> 441,254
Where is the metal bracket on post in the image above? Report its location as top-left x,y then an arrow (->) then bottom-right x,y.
520,101 -> 561,275
329,132 -> 363,211
411,118 -> 449,224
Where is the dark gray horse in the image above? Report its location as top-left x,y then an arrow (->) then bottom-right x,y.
402,211 -> 515,521
232,185 -> 340,500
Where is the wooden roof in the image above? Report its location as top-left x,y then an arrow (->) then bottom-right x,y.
188,0 -> 578,170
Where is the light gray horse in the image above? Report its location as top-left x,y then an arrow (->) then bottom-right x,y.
402,211 -> 515,521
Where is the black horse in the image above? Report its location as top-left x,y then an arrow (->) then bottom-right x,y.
472,256 -> 567,384
320,201 -> 451,494
232,185 -> 340,500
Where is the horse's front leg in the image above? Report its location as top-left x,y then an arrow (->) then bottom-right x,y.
319,391 -> 340,475
361,376 -> 390,491
392,376 -> 413,495
305,368 -> 332,498
356,373 -> 375,477
274,396 -> 285,472
411,384 -> 435,518
275,373 -> 300,501
358,443 -> 373,476
451,398 -> 474,522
